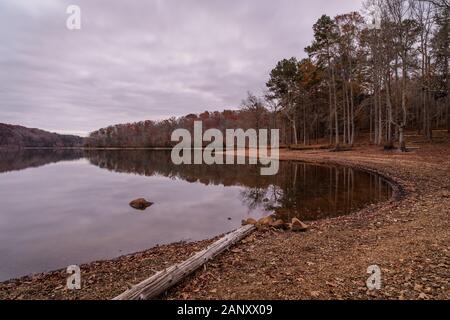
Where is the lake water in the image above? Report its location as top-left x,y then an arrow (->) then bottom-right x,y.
0,149 -> 392,281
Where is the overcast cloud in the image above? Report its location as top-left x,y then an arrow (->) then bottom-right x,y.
0,0 -> 362,136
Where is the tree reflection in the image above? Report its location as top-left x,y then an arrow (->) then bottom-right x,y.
0,149 -> 84,174
85,150 -> 392,221
0,149 -> 392,222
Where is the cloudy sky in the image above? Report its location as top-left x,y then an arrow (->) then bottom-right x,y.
0,0 -> 362,136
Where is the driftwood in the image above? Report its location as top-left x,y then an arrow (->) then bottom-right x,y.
113,224 -> 256,300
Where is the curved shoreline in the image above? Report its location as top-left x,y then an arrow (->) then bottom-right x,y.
1,143 -> 449,300
284,157 -> 406,202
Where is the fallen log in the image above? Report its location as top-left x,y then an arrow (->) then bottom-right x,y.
113,224 -> 256,300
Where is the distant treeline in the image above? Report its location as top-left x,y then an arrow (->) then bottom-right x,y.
0,123 -> 84,149
84,107 -> 276,148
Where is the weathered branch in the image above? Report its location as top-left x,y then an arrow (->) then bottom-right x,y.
113,225 -> 256,300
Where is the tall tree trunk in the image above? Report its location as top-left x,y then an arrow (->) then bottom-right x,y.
370,99 -> 373,143
394,57 -> 400,140
378,86 -> 383,145
332,65 -> 339,146
400,53 -> 408,152
343,82 -> 347,145
350,77 -> 355,146
292,120 -> 298,145
328,72 -> 333,144
347,84 -> 351,145
399,125 -> 406,152
385,75 -> 393,143
303,103 -> 307,145
447,96 -> 450,134
374,92 -> 379,144
327,53 -> 333,144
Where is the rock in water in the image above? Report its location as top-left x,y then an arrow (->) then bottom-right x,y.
291,218 -> 308,232
129,198 -> 153,210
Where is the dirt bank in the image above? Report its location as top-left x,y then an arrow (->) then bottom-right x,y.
1,141 -> 449,300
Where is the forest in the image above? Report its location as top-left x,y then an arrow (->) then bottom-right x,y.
85,0 -> 449,150
0,123 -> 84,149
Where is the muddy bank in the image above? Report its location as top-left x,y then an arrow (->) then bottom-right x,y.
1,142 -> 449,300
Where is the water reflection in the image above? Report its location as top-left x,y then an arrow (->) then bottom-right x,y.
86,150 -> 392,221
0,149 -> 83,174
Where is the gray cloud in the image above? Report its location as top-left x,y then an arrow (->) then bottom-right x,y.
0,0 -> 361,136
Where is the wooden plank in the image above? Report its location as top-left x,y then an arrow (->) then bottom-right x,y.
113,224 -> 256,300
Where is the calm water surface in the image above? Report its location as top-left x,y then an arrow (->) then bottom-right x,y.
0,149 -> 392,281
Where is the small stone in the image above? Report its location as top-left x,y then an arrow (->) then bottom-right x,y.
291,218 -> 308,232
258,216 -> 273,226
270,219 -> 286,229
310,291 -> 321,298
418,292 -> 429,300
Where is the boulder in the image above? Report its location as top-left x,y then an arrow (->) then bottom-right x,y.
242,218 -> 257,226
185,177 -> 198,183
258,216 -> 273,226
129,198 -> 153,210
291,218 -> 308,232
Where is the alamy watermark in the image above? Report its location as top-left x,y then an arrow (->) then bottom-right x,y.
171,121 -> 280,176
366,265 -> 382,290
66,5 -> 81,30
66,265 -> 81,290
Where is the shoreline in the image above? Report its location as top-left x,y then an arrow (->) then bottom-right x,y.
0,142 -> 449,300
